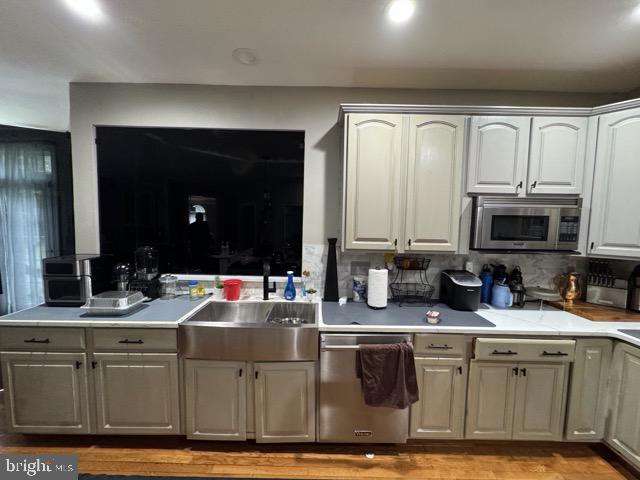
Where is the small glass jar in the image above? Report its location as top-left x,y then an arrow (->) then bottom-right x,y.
188,280 -> 200,300
159,274 -> 178,299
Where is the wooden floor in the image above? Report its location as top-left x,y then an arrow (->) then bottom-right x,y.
0,393 -> 636,480
0,433 -> 638,480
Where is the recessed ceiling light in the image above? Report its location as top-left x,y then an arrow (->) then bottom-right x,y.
232,48 -> 259,66
387,0 -> 415,23
63,0 -> 104,22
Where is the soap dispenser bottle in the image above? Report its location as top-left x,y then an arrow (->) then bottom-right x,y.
284,270 -> 296,301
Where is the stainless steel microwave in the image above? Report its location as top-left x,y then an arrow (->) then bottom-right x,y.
471,196 -> 582,252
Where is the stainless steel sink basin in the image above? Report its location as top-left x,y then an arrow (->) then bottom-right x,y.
179,301 -> 318,361
186,301 -> 316,326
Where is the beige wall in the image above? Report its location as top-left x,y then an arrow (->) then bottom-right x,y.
69,83 -> 622,252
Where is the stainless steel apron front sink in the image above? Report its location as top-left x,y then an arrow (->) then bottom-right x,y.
178,301 -> 319,361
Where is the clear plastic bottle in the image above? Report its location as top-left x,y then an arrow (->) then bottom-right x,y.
284,271 -> 296,301
189,280 -> 200,300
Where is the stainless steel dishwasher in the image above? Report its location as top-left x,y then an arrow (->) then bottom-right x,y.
319,333 -> 411,443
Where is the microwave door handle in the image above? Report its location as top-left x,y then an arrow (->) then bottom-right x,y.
549,209 -> 561,250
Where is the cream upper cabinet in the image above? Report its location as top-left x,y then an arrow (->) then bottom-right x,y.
588,107 -> 640,258
527,117 -> 588,195
254,362 -> 316,443
404,115 -> 464,252
566,339 -> 612,441
410,357 -> 466,439
93,353 -> 180,434
344,113 -> 404,250
465,361 -> 517,439
607,343 -> 640,467
342,112 -> 465,252
1,352 -> 91,434
467,116 -> 531,195
184,360 -> 246,441
511,363 -> 567,441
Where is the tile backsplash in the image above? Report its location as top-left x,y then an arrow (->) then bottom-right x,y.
302,243 -> 590,299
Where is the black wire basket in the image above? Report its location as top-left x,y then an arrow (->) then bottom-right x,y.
389,283 -> 435,306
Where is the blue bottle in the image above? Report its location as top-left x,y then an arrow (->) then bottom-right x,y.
480,264 -> 493,304
284,270 -> 296,301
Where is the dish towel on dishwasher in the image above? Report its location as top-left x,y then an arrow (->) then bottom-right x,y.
356,342 -> 419,409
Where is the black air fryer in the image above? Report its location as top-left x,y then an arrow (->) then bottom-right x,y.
440,270 -> 482,311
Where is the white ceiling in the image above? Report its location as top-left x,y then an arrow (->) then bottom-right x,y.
2,0 -> 640,130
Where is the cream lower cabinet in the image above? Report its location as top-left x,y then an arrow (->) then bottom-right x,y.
410,357 -> 466,439
588,107 -> 640,258
93,353 -> 180,434
183,360 -> 316,443
465,361 -> 517,439
342,113 -> 464,253
511,363 -> 567,441
254,362 -> 316,443
466,361 -> 567,441
565,339 -> 612,441
606,343 -> 640,467
1,352 -> 91,434
184,360 -> 246,440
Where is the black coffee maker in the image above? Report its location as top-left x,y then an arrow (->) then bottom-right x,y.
508,266 -> 527,308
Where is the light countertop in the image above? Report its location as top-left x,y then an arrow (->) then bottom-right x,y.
0,295 -> 211,328
3,296 -> 640,350
318,301 -> 640,348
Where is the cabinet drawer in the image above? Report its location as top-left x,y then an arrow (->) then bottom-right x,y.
0,327 -> 85,350
474,338 -> 575,362
92,329 -> 177,352
414,334 -> 471,357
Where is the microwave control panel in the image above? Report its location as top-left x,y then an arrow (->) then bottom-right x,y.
558,216 -> 580,243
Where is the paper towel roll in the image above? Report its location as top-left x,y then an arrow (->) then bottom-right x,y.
367,268 -> 388,309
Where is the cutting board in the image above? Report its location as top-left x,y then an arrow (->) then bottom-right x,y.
547,299 -> 640,322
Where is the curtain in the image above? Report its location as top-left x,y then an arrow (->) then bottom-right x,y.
0,142 -> 59,314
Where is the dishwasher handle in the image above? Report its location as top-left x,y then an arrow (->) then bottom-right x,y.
321,342 -> 414,352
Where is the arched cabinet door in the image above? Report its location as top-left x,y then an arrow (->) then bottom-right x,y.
343,114 -> 403,250
467,116 -> 531,195
527,117 -> 588,195
404,115 -> 464,252
589,107 -> 640,258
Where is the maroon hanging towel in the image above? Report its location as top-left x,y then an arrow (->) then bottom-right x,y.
356,342 -> 419,409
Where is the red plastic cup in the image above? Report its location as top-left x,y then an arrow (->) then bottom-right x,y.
223,279 -> 242,301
